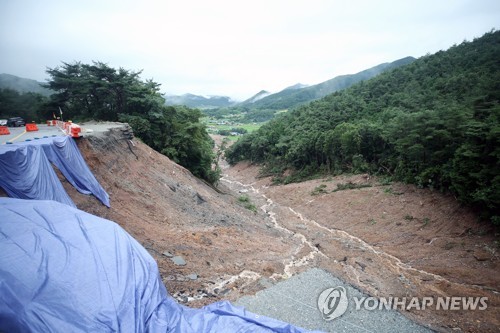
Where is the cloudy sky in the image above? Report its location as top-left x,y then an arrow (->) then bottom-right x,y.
0,0 -> 498,100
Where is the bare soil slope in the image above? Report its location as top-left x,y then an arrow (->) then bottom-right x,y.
65,127 -> 304,307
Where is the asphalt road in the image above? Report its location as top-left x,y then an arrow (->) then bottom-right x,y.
236,268 -> 434,333
0,121 -> 126,145
0,124 -> 65,145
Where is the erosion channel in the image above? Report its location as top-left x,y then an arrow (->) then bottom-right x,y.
217,136 -> 499,333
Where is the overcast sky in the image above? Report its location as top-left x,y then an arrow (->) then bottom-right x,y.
0,0 -> 498,100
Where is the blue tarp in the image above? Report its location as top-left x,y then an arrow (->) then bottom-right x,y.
0,140 -> 75,207
0,198 -> 320,333
0,136 -> 109,207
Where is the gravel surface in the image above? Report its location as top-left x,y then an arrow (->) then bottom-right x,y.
236,268 -> 434,333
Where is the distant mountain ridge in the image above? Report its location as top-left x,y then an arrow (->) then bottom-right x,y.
241,90 -> 272,104
283,83 -> 308,90
0,73 -> 53,96
238,56 -> 416,110
164,93 -> 235,109
1,56 -> 415,110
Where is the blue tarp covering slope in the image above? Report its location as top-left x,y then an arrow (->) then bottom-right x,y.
0,141 -> 75,207
0,198 -> 321,333
0,136 -> 110,207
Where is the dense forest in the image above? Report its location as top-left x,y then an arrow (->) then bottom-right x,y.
42,62 -> 219,184
227,30 -> 500,224
0,88 -> 48,122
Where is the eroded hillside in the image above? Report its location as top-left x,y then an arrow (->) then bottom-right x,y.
5,126 -> 497,332
62,126 -> 306,307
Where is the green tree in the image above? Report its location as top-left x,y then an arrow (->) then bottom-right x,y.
44,61 -> 219,184
0,88 -> 48,122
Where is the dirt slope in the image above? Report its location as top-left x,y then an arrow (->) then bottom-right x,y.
64,127 -> 305,307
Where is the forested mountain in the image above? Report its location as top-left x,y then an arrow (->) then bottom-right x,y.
164,93 -> 235,109
238,56 -> 415,110
0,74 -> 51,121
0,88 -> 48,122
227,30 -> 500,224
0,73 -> 53,96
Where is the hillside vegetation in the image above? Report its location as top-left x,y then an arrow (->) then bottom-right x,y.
42,62 -> 219,184
0,74 -> 53,122
227,30 -> 500,223
0,88 -> 48,122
